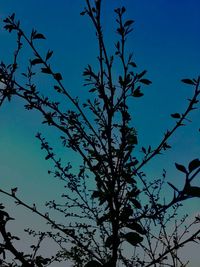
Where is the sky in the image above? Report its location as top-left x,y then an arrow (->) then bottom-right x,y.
0,0 -> 200,266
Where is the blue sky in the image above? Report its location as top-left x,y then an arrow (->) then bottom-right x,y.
0,1 -> 200,266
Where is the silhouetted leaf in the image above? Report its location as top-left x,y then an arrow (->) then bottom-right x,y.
89,88 -> 96,93
41,67 -> 51,74
175,163 -> 188,174
54,73 -> 62,81
124,232 -> 143,246
121,205 -> 133,220
181,79 -> 195,85
129,61 -> 137,67
124,20 -> 134,27
99,196 -> 107,205
142,147 -> 146,154
163,142 -> 171,150
137,70 -> 147,79
188,158 -> 200,172
33,33 -> 46,40
121,6 -> 126,14
128,188 -> 140,198
4,24 -> 15,33
133,88 -> 143,97
10,13 -> 15,21
185,186 -> 200,197
171,113 -> 181,119
115,41 -> 120,50
140,79 -> 152,85
105,235 -> 120,249
128,159 -> 139,167
80,10 -> 87,16
31,58 -> 43,65
54,85 -> 62,93
105,235 -> 113,248
0,204 -> 5,210
91,191 -> 101,199
11,187 -> 18,196
45,153 -> 54,160
46,50 -> 53,61
0,210 -> 9,219
128,133 -> 138,145
126,222 -> 146,235
97,214 -> 110,225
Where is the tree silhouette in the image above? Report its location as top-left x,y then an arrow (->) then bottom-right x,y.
0,1 -> 200,266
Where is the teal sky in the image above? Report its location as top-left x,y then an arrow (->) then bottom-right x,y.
0,1 -> 200,266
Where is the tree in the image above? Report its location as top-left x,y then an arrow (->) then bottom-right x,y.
0,0 -> 200,266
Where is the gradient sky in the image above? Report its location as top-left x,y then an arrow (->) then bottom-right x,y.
0,1 -> 200,266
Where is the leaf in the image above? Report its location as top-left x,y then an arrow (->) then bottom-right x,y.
99,196 -> 107,205
41,67 -> 51,74
121,6 -> 126,14
0,204 -> 5,210
97,214 -> 110,225
80,11 -> 86,16
171,113 -> 181,119
54,85 -> 62,93
0,210 -> 9,219
128,133 -> 138,145
10,13 -> 15,21
129,61 -> 137,67
89,88 -> 96,93
11,187 -> 18,196
133,88 -> 143,97
105,235 -> 113,248
126,221 -> 146,235
175,163 -> 188,174
46,50 -> 53,61
124,20 -> 134,27
185,186 -> 200,197
45,154 -> 52,160
142,147 -> 146,154
188,158 -> 200,173
4,24 -> 15,33
31,58 -> 43,65
124,232 -> 143,246
181,79 -> 195,85
140,79 -> 152,85
84,261 -> 102,267
121,206 -> 133,219
115,41 -> 120,50
128,188 -> 140,198
129,159 -> 139,166
117,27 -> 125,36
33,33 -> 46,40
105,235 -> 120,248
137,70 -> 147,79
91,191 -> 102,199
54,73 -> 62,81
